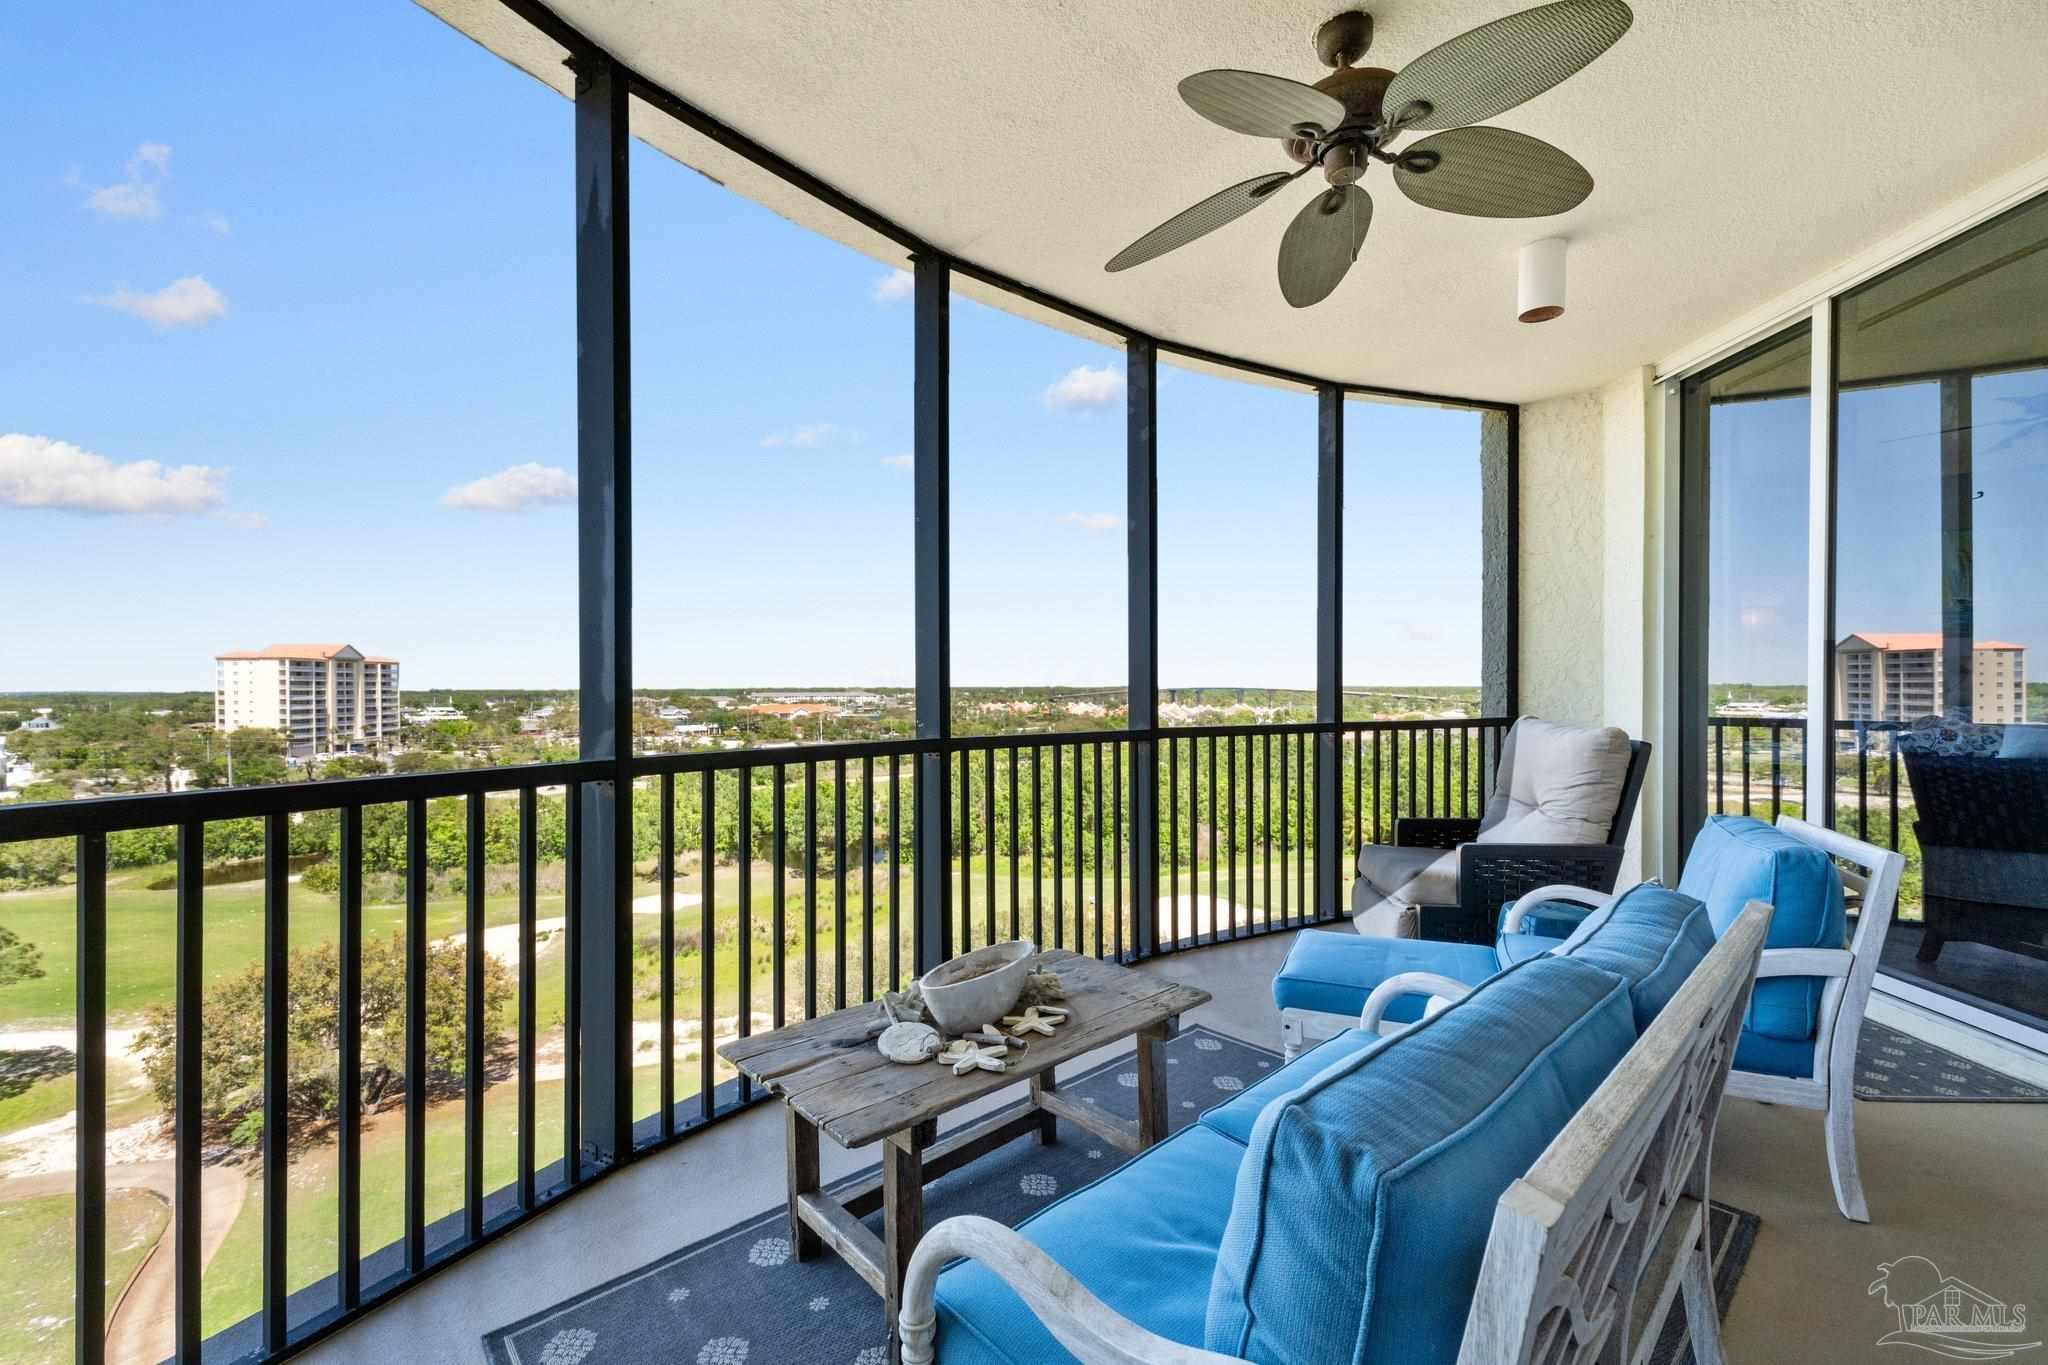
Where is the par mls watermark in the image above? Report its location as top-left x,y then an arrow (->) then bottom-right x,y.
1869,1256 -> 2038,1359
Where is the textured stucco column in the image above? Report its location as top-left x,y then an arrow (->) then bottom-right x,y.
1480,408 -> 1514,720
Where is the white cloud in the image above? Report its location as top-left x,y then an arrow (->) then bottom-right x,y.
91,275 -> 228,329
761,422 -> 848,450
205,214 -> 231,235
1042,365 -> 1125,413
0,433 -> 227,515
83,141 -> 171,219
871,269 -> 914,304
441,462 -> 577,512
880,453 -> 913,471
1058,511 -> 1122,533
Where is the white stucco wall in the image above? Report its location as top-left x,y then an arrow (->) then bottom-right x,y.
1518,366 -> 1660,877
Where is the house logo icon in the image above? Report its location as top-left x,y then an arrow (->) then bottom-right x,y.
1869,1256 -> 2039,1359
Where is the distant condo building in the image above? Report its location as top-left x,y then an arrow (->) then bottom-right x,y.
1835,632 -> 2026,724
215,644 -> 401,755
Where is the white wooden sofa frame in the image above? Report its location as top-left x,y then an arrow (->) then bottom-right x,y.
895,906 -> 1773,1365
1357,816 -> 1904,1224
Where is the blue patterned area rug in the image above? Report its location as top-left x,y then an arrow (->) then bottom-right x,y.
482,1025 -> 1757,1365
1855,1019 -> 2048,1101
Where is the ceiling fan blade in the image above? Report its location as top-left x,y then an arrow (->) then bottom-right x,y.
1178,69 -> 1348,139
1392,127 -> 1592,217
1381,0 -> 1633,132
1105,172 -> 1295,272
1277,185 -> 1373,308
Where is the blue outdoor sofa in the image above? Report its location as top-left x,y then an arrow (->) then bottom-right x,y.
895,883 -> 1773,1365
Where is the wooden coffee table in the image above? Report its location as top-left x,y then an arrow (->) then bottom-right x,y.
717,948 -> 1209,1350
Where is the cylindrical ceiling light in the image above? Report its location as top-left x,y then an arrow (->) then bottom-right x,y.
1517,237 -> 1568,323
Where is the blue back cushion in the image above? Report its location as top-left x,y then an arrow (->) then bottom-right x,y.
1678,816 -> 1844,1041
1204,955 -> 1636,1365
1554,884 -> 1717,1033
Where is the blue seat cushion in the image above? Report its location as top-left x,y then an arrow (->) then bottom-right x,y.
1207,954 -> 1637,1365
1553,884 -> 1718,1033
1493,931 -> 1557,965
1678,816 -> 1845,1042
1272,929 -> 1500,1023
1497,899 -> 1596,941
1200,1028 -> 1382,1147
933,1125 -> 1244,1365
1734,1029 -> 1816,1080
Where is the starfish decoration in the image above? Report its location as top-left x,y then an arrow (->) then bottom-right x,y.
939,1040 -> 1009,1075
1002,1006 -> 1066,1037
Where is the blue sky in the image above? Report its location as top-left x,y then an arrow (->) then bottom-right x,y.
2,1 -> 1487,693
1710,373 -> 2048,686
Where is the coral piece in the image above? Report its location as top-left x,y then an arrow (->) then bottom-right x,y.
880,984 -> 932,1027
1016,968 -> 1067,1008
878,1021 -> 942,1064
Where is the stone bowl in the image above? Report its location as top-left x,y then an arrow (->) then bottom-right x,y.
918,940 -> 1036,1035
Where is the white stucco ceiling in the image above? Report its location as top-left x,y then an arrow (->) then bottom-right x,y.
430,0 -> 2048,404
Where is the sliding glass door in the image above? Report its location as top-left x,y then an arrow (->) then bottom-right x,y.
1832,192 -> 2048,1031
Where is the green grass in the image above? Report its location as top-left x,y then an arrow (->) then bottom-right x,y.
0,1188 -> 167,1365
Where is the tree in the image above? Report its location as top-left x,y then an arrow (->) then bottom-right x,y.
133,929 -> 512,1147
0,926 -> 45,988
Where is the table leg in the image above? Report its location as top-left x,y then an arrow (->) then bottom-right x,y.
1028,1066 -> 1060,1145
1135,1018 -> 1174,1148
883,1125 -> 927,1364
786,1107 -> 821,1260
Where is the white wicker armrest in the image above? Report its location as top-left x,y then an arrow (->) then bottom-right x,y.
1754,947 -> 1852,979
1500,885 -> 1614,935
898,1215 -> 1241,1365
1359,972 -> 1475,1033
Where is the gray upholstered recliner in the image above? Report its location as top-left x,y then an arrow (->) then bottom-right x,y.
1352,717 -> 1650,942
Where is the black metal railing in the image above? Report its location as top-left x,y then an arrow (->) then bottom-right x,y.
0,716 -> 1507,1363
1704,716 -> 1909,852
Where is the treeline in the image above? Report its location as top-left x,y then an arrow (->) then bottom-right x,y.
2,736 -> 1491,889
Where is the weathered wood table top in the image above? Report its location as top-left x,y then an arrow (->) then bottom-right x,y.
718,948 -> 1210,1149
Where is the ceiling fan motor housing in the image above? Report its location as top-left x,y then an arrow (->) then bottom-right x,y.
1281,64 -> 1395,170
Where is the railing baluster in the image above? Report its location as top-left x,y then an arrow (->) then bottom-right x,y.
465,792 -> 486,1235
1714,723 -> 1725,814
985,747 -> 998,947
836,757 -> 849,1009
1032,745 -> 1044,947
1770,726 -> 1783,823
404,797 -> 427,1261
1263,731 -> 1274,931
1279,735 -> 1291,927
1298,730 -> 1309,923
75,831 -> 108,1365
1167,736 -> 1179,948
862,756 -> 874,1004
1206,736 -> 1218,946
738,769 -> 754,1098
1857,724 -> 1870,840
563,783 -> 581,1185
958,749 -> 972,952
1056,749 -> 1073,949
1227,735 -> 1240,940
659,774 -> 676,1139
1888,732 -> 1901,851
803,761 -> 818,1020
176,820 -> 204,1355
1112,741 -> 1125,960
773,763 -> 788,1027
1008,747 -> 1020,942
263,810 -> 289,1346
702,770 -> 716,1122
888,755 -> 901,992
1093,742 -> 1106,958
1351,726 -> 1363,858
516,790 -> 535,1213
1740,725 -> 1752,817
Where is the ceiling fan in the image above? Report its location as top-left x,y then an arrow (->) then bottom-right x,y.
1105,0 -> 1633,307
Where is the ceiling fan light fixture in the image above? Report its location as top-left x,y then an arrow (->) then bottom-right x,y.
1518,237 -> 1568,323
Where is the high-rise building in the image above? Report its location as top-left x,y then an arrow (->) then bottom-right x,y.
1835,632 -> 2027,723
215,644 -> 401,755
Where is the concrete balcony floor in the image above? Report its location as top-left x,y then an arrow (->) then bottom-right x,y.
300,933 -> 2048,1365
